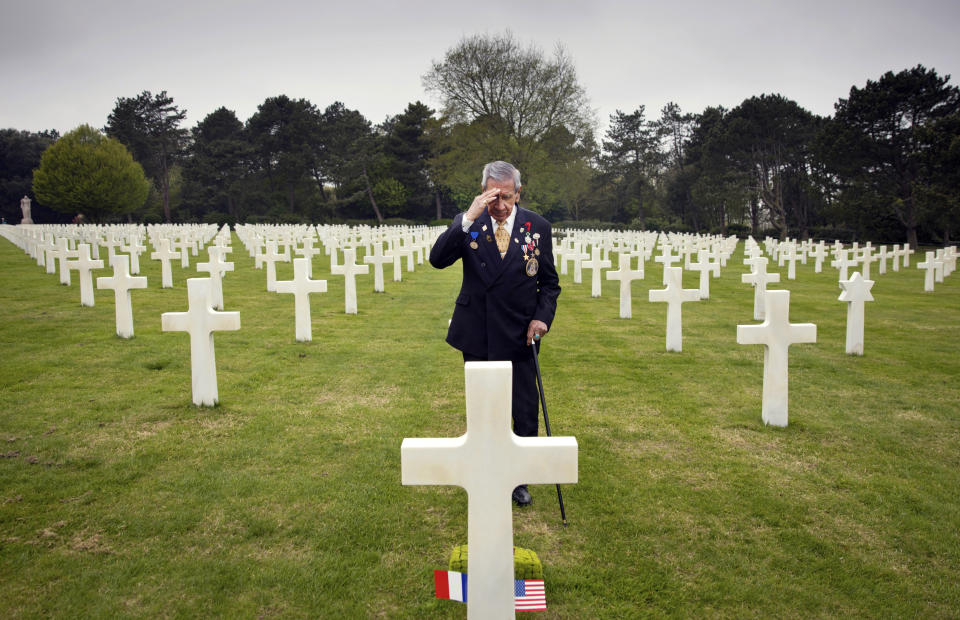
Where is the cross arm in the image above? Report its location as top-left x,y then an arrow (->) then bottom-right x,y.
401,437 -> 468,486
788,324 -> 817,344
511,436 -> 578,484
737,324 -> 770,346
648,289 -> 670,303
206,309 -> 241,332
161,311 -> 192,333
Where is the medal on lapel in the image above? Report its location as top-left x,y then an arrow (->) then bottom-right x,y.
522,222 -> 539,276
469,231 -> 479,250
525,257 -> 539,276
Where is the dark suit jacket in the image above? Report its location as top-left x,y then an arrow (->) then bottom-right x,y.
430,206 -> 561,361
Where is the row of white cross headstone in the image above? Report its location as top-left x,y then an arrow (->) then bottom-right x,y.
0,223 -> 446,407
2,224 -> 955,423
548,232 -> 957,430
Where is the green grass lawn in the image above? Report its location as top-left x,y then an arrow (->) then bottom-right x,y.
1,232 -> 958,618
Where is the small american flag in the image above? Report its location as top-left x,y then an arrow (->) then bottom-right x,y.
514,578 -> 546,611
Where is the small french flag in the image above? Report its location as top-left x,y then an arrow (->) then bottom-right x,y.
434,570 -> 468,602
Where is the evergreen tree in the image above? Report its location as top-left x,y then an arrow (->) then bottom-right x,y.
319,102 -> 384,222
598,107 -> 661,226
383,101 -> 435,219
246,95 -> 323,218
822,65 -> 960,247
105,91 -> 189,223
182,107 -> 251,222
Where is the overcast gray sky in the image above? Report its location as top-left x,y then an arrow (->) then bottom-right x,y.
2,0 -> 959,135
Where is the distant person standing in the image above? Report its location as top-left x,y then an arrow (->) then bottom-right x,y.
429,161 -> 561,506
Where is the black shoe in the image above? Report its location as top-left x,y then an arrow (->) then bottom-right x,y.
512,485 -> 531,506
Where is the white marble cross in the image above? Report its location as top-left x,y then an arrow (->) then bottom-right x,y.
654,246 -> 681,285
41,234 -> 57,274
173,236 -> 192,268
917,251 -> 937,292
385,242 -> 404,282
54,237 -> 78,285
151,237 -> 181,288
261,240 -> 289,292
558,239 -> 575,276
877,245 -> 888,275
401,361 -> 577,620
85,231 -> 101,260
363,241 -> 392,293
398,239 -> 416,272
704,247 -> 722,278
120,237 -> 147,274
831,249 -> 857,282
295,236 -> 322,278
782,243 -> 799,280
570,242 -> 590,284
736,290 -> 817,427
161,278 -> 241,407
96,254 -> 148,338
902,245 -> 915,267
934,249 -> 946,283
838,271 -> 875,356
66,243 -> 104,306
554,238 -> 569,275
688,251 -> 713,300
944,246 -> 958,277
28,231 -> 45,267
859,245 -> 878,280
275,258 -> 328,342
605,252 -> 645,318
197,245 -> 234,310
584,246 -> 612,297
101,233 -> 122,265
891,244 -> 902,272
327,239 -> 341,269
331,247 -> 369,314
809,242 -> 828,273
648,266 -> 701,352
742,257 -> 780,321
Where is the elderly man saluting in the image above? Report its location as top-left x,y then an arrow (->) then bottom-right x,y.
429,160 -> 561,506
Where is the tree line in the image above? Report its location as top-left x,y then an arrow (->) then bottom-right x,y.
2,32 -> 958,246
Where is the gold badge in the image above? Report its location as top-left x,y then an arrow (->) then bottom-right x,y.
486,234 -> 492,242
525,257 -> 539,276
534,249 -> 540,256
469,241 -> 479,250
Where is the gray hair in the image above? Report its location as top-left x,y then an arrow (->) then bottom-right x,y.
481,161 -> 522,191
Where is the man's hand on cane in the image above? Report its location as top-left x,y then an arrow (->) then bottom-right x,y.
526,320 -> 548,345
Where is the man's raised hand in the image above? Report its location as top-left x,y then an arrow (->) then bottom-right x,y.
465,187 -> 502,222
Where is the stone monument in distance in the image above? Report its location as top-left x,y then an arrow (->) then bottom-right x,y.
20,196 -> 33,224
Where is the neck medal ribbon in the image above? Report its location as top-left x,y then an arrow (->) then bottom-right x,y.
469,231 -> 479,250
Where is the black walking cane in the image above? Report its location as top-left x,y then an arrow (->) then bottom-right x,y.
531,337 -> 568,527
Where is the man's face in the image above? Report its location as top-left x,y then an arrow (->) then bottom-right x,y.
485,178 -> 519,223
